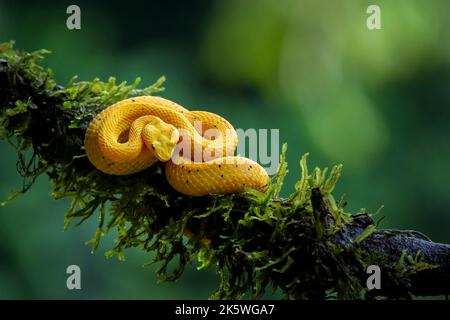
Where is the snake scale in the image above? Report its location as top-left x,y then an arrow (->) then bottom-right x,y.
84,96 -> 269,196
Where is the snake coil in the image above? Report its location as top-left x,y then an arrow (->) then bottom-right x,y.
84,96 -> 269,196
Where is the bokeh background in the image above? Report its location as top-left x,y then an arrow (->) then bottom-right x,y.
1,0 -> 449,299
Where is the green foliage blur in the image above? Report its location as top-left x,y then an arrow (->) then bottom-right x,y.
1,0 -> 449,299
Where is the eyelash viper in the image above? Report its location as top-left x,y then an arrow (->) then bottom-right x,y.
84,96 -> 269,196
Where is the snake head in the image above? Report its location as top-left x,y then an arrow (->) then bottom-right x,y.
142,116 -> 180,162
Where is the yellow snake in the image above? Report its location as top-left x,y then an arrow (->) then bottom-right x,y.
84,96 -> 269,196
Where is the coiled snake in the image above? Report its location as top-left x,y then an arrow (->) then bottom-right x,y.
84,96 -> 269,196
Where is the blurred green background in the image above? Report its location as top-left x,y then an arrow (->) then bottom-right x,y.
1,0 -> 450,299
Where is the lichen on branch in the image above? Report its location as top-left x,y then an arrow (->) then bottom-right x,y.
1,41 -> 448,300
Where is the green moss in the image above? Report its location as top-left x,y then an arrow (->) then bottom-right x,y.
0,41 -> 430,300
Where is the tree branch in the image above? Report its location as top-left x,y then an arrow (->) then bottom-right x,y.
363,230 -> 450,298
1,42 -> 449,299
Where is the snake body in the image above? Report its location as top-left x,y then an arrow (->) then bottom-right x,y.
84,96 -> 269,196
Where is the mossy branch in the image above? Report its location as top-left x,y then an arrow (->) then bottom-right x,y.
1,41 -> 449,299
